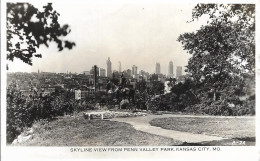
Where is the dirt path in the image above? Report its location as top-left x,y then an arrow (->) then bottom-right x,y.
111,114 -> 236,143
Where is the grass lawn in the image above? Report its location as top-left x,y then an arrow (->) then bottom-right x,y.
17,113 -> 182,146
149,117 -> 255,140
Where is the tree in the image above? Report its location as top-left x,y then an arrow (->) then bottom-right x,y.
178,4 -> 255,85
136,78 -> 146,92
7,3 -> 75,68
177,4 -> 255,115
150,81 -> 164,95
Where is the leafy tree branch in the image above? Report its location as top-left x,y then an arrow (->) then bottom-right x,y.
7,3 -> 76,68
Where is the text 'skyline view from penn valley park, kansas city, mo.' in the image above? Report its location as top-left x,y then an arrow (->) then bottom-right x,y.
2,1 -> 257,150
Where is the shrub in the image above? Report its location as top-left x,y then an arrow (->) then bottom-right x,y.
7,88 -> 34,143
232,99 -> 255,116
185,98 -> 255,116
146,96 -> 160,112
6,86 -> 80,143
120,99 -> 130,109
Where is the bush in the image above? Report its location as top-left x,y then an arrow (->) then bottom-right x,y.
6,86 -> 79,143
72,101 -> 96,113
7,89 -> 34,143
231,99 -> 255,116
120,99 -> 130,109
185,98 -> 255,116
146,96 -> 161,112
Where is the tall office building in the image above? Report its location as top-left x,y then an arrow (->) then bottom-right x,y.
132,65 -> 138,76
168,61 -> 174,77
118,61 -> 122,73
92,65 -> 98,91
155,62 -> 161,74
106,57 -> 112,77
99,68 -> 106,77
126,69 -> 132,77
176,66 -> 182,78
90,65 -> 99,76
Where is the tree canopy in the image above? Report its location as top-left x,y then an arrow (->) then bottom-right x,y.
178,4 -> 255,84
7,3 -> 76,68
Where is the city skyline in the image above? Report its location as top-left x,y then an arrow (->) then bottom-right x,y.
6,1 -> 209,75
8,59 -> 184,76
88,59 -> 181,76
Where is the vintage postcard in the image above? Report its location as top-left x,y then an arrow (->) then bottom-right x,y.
1,0 -> 259,160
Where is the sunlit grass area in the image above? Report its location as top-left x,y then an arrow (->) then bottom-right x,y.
150,117 -> 255,139
18,113 -> 182,146
149,117 -> 255,146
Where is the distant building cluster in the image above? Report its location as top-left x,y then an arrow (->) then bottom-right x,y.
82,57 -> 184,82
7,57 -> 187,100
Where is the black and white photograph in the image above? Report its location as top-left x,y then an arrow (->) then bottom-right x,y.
0,0 -> 259,160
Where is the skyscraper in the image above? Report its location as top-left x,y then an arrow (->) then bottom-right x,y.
90,65 -> 99,76
126,69 -> 132,77
176,66 -> 182,78
132,65 -> 137,76
168,61 -> 174,77
93,65 -> 98,91
106,57 -> 112,77
155,62 -> 160,74
118,61 -> 122,73
99,68 -> 106,77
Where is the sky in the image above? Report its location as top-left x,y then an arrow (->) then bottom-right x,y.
7,1 -> 209,75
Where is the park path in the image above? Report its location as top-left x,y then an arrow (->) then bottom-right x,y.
111,114 -> 233,143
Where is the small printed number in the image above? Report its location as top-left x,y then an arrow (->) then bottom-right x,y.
232,140 -> 246,145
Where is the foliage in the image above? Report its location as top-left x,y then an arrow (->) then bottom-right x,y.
7,3 -> 75,67
51,90 -> 75,115
7,87 -> 34,143
145,78 -> 199,112
149,81 -> 164,95
111,74 -> 119,85
94,91 -> 107,103
74,101 -> 95,112
6,85 -> 77,143
185,98 -> 255,116
120,99 -> 130,109
168,79 -> 199,110
177,4 -> 255,115
147,93 -> 180,112
136,79 -> 146,92
134,90 -> 148,110
178,4 -> 254,83
146,96 -> 161,112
